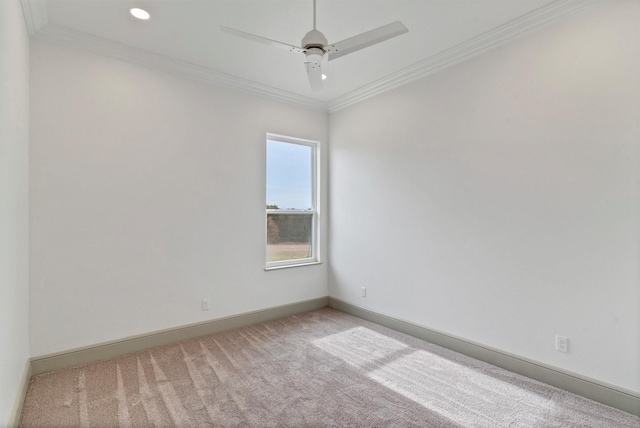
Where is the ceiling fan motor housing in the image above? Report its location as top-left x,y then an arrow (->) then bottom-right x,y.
302,29 -> 328,51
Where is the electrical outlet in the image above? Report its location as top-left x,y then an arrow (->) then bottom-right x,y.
361,287 -> 366,297
555,335 -> 568,353
202,299 -> 210,311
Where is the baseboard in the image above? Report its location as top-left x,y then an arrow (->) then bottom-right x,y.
7,359 -> 31,428
25,295 -> 640,417
329,298 -> 640,417
30,297 -> 329,376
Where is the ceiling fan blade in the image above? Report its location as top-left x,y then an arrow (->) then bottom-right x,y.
305,60 -> 323,92
326,21 -> 408,61
221,26 -> 304,54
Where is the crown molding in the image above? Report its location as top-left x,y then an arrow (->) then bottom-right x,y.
328,0 -> 600,112
20,0 -> 48,36
31,0 -> 599,114
35,24 -> 328,112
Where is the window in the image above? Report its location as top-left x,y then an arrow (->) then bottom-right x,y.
266,134 -> 320,269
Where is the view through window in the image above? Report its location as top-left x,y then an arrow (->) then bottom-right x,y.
266,135 -> 318,268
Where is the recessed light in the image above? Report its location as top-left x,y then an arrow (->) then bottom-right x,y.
130,7 -> 150,20
321,74 -> 327,80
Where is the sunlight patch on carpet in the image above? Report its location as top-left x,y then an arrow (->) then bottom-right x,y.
314,326 -> 556,426
368,350 -> 555,426
313,326 -> 408,368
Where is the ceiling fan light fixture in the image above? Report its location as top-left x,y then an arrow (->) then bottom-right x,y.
304,48 -> 324,63
130,7 -> 150,20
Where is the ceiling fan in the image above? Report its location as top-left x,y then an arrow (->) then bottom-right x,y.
221,0 -> 408,92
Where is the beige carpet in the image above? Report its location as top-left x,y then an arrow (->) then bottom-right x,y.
20,308 -> 639,427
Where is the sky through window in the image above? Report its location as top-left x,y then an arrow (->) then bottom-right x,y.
266,140 -> 312,210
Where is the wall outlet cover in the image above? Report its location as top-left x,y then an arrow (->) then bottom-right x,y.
556,335 -> 568,353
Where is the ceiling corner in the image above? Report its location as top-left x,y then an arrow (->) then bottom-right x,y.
21,0 -> 48,36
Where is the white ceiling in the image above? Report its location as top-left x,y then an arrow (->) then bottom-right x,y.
34,0 -> 589,108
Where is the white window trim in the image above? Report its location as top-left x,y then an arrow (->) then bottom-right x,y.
265,133 -> 321,270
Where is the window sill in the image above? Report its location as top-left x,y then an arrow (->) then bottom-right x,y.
264,261 -> 322,271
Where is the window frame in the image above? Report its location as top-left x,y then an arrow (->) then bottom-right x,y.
265,133 -> 321,270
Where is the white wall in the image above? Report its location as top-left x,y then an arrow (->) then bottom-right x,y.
29,39 -> 329,357
0,0 -> 30,424
329,0 -> 639,393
